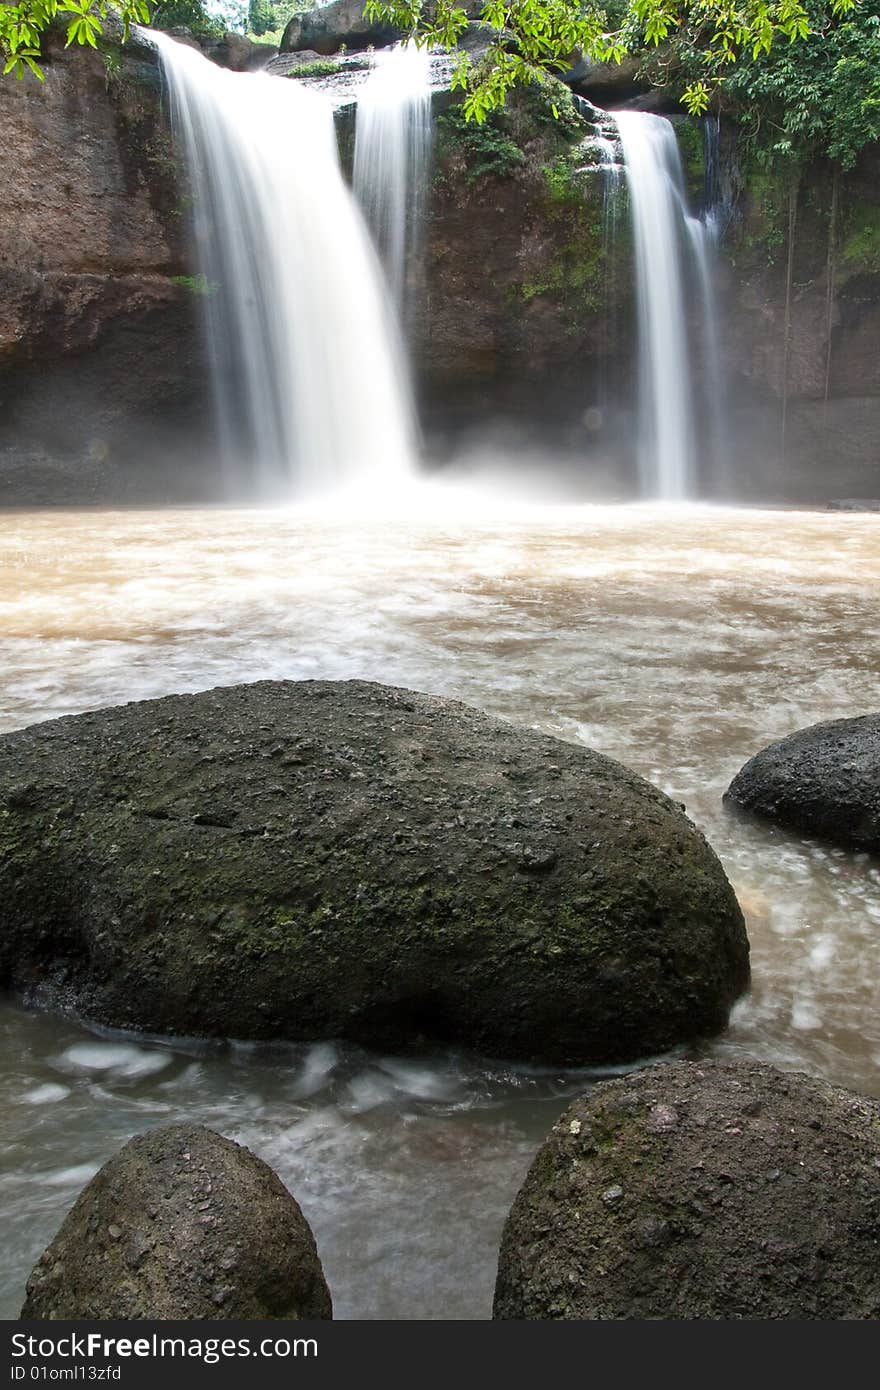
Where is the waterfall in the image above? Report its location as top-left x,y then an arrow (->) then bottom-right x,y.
590,123 -> 624,424
353,42 -> 432,309
147,30 -> 417,498
686,211 -> 727,485
613,111 -> 696,499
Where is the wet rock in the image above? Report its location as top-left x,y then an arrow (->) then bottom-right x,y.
20,1125 -> 332,1319
0,24 -> 212,505
724,714 -> 880,852
493,1059 -> 880,1319
0,679 -> 749,1064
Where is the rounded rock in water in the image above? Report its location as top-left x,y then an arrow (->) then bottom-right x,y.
493,1059 -> 880,1320
20,1124 -> 332,1320
725,713 -> 880,852
0,678 -> 749,1064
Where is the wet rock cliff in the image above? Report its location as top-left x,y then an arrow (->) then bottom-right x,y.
0,25 -> 212,503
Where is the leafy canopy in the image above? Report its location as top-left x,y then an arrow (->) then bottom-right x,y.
363,0 -> 856,120
0,0 -> 251,76
1,1 -> 151,78
0,0 -> 859,125
720,0 -> 880,166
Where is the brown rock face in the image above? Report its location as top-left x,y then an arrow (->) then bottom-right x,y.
21,1125 -> 333,1320
0,29 -> 212,503
413,97 -> 638,472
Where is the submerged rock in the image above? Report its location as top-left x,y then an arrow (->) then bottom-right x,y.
0,680 -> 748,1063
493,1059 -> 880,1320
21,1125 -> 332,1319
725,714 -> 880,852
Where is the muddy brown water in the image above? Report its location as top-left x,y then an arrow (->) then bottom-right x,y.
1,499 -> 878,1318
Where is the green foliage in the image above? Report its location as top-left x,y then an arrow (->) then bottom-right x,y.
436,105 -> 526,181
840,202 -> 880,269
102,42 -> 122,78
150,0 -> 224,35
247,0 -> 276,36
285,58 -> 342,78
0,0 -> 259,75
171,272 -> 218,295
735,165 -> 788,264
363,0 -> 856,122
540,152 -> 589,204
1,0 -> 151,79
285,57 -> 372,78
673,117 -> 703,184
720,1 -> 880,169
242,0 -> 310,41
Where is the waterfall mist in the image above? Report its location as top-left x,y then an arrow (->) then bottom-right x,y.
148,30 -> 417,499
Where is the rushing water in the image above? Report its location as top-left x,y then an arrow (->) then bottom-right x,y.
613,112 -> 722,500
353,42 -> 433,309
1,499 -> 879,1318
148,31 -> 416,496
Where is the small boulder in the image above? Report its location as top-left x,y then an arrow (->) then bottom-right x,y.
725,714 -> 880,852
21,1125 -> 332,1319
493,1059 -> 880,1319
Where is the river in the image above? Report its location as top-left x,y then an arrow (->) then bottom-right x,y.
1,497 -> 878,1317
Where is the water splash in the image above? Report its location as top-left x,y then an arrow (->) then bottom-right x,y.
148,30 -> 417,499
353,42 -> 432,310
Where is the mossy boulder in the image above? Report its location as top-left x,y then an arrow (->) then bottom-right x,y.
0,680 -> 748,1063
21,1125 -> 332,1319
725,714 -> 880,852
494,1059 -> 880,1320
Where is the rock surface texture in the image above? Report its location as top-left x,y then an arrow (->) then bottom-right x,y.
0,680 -> 749,1064
725,714 -> 880,852
21,1124 -> 332,1319
493,1059 -> 880,1319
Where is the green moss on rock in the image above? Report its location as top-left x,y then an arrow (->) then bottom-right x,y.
841,201 -> 880,273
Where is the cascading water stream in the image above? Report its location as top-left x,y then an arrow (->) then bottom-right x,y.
612,111 -> 696,499
353,42 -> 432,310
147,30 -> 417,498
576,112 -> 624,424
685,210 -> 727,484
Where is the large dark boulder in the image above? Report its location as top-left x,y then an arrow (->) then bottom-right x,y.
494,1059 -> 880,1320
280,0 -> 403,55
21,1125 -> 332,1319
725,714 -> 880,852
280,1 -> 485,55
0,680 -> 748,1063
